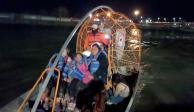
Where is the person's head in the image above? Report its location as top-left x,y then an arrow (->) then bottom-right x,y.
112,73 -> 122,86
91,24 -> 98,31
91,44 -> 101,56
75,53 -> 83,63
91,24 -> 99,34
62,48 -> 69,57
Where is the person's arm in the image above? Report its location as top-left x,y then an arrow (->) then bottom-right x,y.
57,55 -> 64,71
62,64 -> 69,80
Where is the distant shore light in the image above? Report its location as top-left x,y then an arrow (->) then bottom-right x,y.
134,10 -> 140,16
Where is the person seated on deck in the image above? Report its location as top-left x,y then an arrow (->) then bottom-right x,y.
61,53 -> 93,111
58,48 -> 72,72
87,44 -> 108,83
67,53 -> 93,98
106,73 -> 130,105
47,48 -> 72,96
84,24 -> 109,50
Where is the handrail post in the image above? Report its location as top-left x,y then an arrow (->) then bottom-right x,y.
51,68 -> 61,112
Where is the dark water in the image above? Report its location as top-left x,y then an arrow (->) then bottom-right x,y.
134,39 -> 194,112
0,24 -> 194,112
0,24 -> 75,107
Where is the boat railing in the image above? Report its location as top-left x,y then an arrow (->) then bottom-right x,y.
16,68 -> 61,112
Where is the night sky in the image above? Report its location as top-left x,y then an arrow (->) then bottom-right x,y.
0,0 -> 193,21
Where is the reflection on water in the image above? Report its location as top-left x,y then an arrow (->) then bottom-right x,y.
0,24 -> 194,111
135,39 -> 194,112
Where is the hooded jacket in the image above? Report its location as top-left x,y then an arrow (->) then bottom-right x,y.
87,49 -> 108,82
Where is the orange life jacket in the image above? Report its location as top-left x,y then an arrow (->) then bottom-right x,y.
84,32 -> 108,50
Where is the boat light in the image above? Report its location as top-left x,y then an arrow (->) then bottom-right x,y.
107,12 -> 111,17
104,34 -> 110,39
94,18 -> 100,21
130,39 -> 139,44
89,14 -> 92,18
96,14 -> 99,17
82,50 -> 91,57
132,29 -> 138,36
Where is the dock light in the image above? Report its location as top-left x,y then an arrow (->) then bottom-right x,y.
164,18 -> 167,22
173,17 -> 176,22
149,19 -> 152,23
179,17 -> 182,21
157,17 -> 160,22
145,19 -> 149,23
107,12 -> 111,17
89,14 -> 92,18
134,10 -> 140,16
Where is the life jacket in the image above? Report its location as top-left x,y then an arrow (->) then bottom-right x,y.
87,51 -> 102,75
84,32 -> 108,50
78,62 -> 94,84
67,61 -> 84,81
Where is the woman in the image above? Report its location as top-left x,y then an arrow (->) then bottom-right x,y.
88,44 -> 108,83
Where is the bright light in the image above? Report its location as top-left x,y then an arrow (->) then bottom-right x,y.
173,17 -> 176,22
96,14 -> 99,17
134,10 -> 140,16
107,12 -> 111,17
145,19 -> 149,23
94,18 -> 100,21
130,39 -> 139,44
104,34 -> 110,39
89,14 -> 92,18
82,50 -> 91,57
132,29 -> 138,36
164,18 -> 166,22
149,19 -> 152,23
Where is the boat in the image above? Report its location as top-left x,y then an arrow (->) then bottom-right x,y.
2,6 -> 142,112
